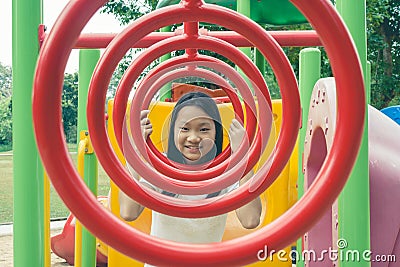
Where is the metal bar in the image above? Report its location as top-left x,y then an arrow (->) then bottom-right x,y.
77,49 -> 100,267
40,30 -> 322,49
296,47 -> 321,267
12,0 -> 43,265
336,1 -> 371,266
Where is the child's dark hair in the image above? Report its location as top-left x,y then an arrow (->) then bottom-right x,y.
167,91 -> 223,165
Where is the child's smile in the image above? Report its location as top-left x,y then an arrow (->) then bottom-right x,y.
174,105 -> 216,163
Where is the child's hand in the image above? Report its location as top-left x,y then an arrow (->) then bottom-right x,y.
140,110 -> 153,140
229,119 -> 246,153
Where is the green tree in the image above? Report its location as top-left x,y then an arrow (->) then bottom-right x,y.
0,62 -> 12,151
0,63 -> 12,98
101,0 -> 158,25
0,62 -> 79,149
101,1 -> 399,109
0,96 -> 12,149
367,0 -> 400,109
102,1 -> 171,99
62,72 -> 79,143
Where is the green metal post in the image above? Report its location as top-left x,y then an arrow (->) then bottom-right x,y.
236,0 -> 252,95
78,49 -> 100,267
336,2 -> 370,266
296,48 -> 321,267
255,49 -> 266,78
237,0 -> 252,59
78,49 -> 100,133
81,148 -> 98,267
12,0 -> 43,266
159,26 -> 172,101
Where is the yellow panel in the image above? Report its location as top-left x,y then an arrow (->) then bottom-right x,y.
107,99 -> 298,267
108,180 -> 151,267
221,100 -> 295,267
106,100 -> 147,267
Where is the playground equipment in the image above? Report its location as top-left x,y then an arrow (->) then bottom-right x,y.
106,98 -> 297,267
50,203 -> 108,266
12,0 -> 387,266
32,0 -> 365,265
303,78 -> 400,266
381,105 -> 400,125
156,0 -> 308,25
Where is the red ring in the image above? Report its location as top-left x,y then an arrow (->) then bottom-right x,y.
134,59 -> 246,171
130,55 -> 247,172
114,36 -> 264,185
132,54 -> 249,170
126,62 -> 261,189
116,36 -> 270,194
123,45 -> 268,193
126,56 -> 258,177
31,0 -> 367,265
87,4 -> 298,213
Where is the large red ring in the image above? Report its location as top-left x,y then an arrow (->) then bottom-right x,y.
114,36 -> 265,185
33,0 -> 364,266
128,53 -> 248,171
126,61 -> 272,194
115,38 -> 268,191
87,3 -> 299,213
131,56 -> 249,171
109,34 -> 275,193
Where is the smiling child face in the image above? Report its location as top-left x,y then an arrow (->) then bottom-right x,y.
173,105 -> 216,163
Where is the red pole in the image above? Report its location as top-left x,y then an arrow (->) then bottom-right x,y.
40,29 -> 321,49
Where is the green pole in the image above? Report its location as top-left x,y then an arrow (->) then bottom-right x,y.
81,145 -> 98,267
237,0 -> 252,59
366,62 -> 371,104
12,0 -> 43,266
159,26 -> 172,101
336,2 -> 370,266
78,49 -> 100,133
236,0 -> 253,95
78,49 -> 100,267
296,48 -> 321,267
255,49 -> 266,78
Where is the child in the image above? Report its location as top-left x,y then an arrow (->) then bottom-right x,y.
119,92 -> 262,266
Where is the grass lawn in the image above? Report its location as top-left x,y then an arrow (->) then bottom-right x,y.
0,144 -> 110,224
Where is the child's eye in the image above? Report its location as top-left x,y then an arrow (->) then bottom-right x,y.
200,128 -> 210,132
180,127 -> 189,132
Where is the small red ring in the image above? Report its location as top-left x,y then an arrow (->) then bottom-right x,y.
134,58 -> 247,171
117,35 -> 269,194
131,53 -> 248,170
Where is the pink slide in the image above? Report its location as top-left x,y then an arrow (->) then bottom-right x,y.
303,78 -> 399,267
369,105 -> 400,266
51,213 -> 108,266
51,196 -> 109,266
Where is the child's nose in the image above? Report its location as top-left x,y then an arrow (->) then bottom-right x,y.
187,132 -> 201,142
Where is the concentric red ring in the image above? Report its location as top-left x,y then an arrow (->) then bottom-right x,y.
129,53 -> 248,171
93,9 -> 298,201
132,57 -> 248,171
128,56 -> 247,171
33,0 -> 365,266
116,41 -> 268,189
111,36 -> 273,194
122,63 -> 266,192
113,35 -> 266,185
88,0 -> 300,214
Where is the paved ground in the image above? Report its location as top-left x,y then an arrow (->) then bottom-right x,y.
0,222 -> 299,267
0,221 -> 70,267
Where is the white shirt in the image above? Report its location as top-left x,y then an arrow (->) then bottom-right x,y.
140,178 -> 239,267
